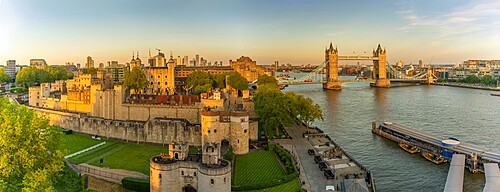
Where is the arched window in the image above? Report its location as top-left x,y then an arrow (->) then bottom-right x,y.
181,171 -> 184,175
159,174 -> 161,179
211,179 -> 214,184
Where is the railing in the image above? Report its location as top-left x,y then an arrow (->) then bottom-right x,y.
74,163 -> 149,184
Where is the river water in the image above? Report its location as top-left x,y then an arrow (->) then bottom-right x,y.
282,73 -> 499,192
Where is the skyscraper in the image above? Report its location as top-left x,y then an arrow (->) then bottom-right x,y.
274,61 -> 279,71
86,56 -> 94,68
176,56 -> 182,66
183,56 -> 188,66
195,54 -> 200,66
419,59 -> 425,69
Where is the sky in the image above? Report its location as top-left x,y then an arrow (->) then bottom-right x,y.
1,0 -> 499,66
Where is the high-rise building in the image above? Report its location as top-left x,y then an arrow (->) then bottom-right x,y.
183,56 -> 188,66
176,56 -> 182,66
30,59 -> 47,69
86,56 -> 94,68
195,54 -> 200,66
5,60 -> 16,81
396,60 -> 405,69
107,61 -> 118,66
419,59 -> 425,69
274,61 -> 279,71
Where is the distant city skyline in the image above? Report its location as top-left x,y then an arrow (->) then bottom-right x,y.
1,0 -> 500,65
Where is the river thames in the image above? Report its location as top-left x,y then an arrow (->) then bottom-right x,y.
283,74 -> 499,192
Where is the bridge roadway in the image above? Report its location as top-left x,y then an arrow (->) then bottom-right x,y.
278,78 -> 428,85
379,123 -> 500,164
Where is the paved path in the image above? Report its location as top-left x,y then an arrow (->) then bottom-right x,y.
276,124 -> 333,192
65,141 -> 106,159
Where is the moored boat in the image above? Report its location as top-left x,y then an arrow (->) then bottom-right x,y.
491,93 -> 500,97
399,143 -> 420,154
421,152 -> 446,164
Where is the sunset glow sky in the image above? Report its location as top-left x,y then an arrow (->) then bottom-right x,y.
1,0 -> 500,65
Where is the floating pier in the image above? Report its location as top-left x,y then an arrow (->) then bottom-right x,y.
372,122 -> 500,173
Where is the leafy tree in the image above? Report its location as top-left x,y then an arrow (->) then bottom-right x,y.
0,68 -> 10,83
211,73 -> 228,89
124,67 -> 149,94
193,84 -> 212,95
256,83 -> 281,94
186,71 -> 213,92
254,91 -> 294,136
227,72 -> 248,91
80,67 -> 98,75
286,92 -> 323,128
46,66 -> 73,82
15,66 -> 72,88
256,74 -> 277,86
15,67 -> 50,88
461,75 -> 480,84
0,97 -> 64,191
480,75 -> 494,85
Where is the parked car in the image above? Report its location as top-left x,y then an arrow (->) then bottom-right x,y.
324,170 -> 335,180
308,149 -> 315,156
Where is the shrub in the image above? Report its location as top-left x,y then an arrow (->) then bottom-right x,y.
122,177 -> 150,192
223,146 -> 233,161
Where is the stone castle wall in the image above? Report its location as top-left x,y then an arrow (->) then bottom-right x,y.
32,107 -> 202,146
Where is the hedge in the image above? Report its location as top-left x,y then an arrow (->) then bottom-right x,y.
232,144 -> 299,191
269,144 -> 296,174
122,177 -> 150,192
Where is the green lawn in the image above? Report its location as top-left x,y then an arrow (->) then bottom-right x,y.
245,178 -> 302,192
233,151 -> 286,186
64,135 -> 168,175
87,143 -> 168,175
60,134 -> 104,155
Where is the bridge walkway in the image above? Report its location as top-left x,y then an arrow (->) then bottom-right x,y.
444,154 -> 465,192
381,123 -> 500,164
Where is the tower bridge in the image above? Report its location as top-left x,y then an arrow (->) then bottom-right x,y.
277,43 -> 437,90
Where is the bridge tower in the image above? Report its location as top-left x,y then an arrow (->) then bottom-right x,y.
372,44 -> 390,88
323,42 -> 343,90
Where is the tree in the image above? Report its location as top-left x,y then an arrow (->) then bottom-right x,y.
227,72 -> 248,91
15,67 -> 51,88
461,75 -> 480,84
0,97 -> 64,191
285,92 -> 323,128
80,67 -> 98,75
46,66 -> 73,82
211,73 -> 228,89
254,91 -> 294,136
124,68 -> 149,94
0,68 -> 10,83
194,84 -> 212,95
15,66 -> 70,88
480,75 -> 494,85
186,71 -> 213,93
256,74 -> 277,86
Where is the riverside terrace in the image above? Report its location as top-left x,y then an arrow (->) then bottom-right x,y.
304,128 -> 376,192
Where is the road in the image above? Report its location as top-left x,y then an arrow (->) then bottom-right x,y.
276,124 -> 334,192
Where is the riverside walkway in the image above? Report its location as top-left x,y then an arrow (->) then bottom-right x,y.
276,124 -> 332,192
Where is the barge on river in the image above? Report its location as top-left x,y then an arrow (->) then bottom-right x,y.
372,122 -> 500,173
